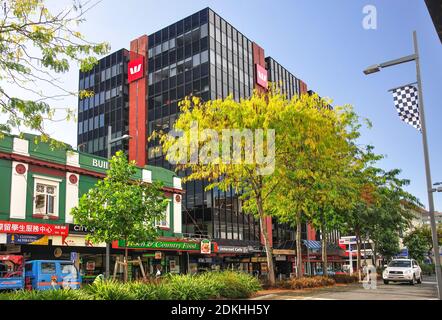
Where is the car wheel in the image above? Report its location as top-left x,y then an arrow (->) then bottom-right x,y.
417,275 -> 422,284
383,280 -> 389,285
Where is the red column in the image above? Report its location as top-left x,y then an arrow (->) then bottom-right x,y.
252,42 -> 267,94
307,224 -> 317,240
128,35 -> 148,167
299,80 -> 308,94
252,42 -> 272,247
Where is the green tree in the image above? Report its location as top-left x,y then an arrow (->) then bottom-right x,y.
267,94 -> 362,278
71,151 -> 169,282
0,0 -> 109,142
404,225 -> 442,263
342,149 -> 418,274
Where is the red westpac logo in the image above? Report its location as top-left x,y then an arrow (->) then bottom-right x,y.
128,57 -> 144,83
256,64 -> 268,89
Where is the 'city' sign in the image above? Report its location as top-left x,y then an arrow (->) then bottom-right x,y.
128,57 -> 144,83
256,64 -> 268,88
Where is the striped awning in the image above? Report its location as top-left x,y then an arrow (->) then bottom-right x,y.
303,240 -> 322,250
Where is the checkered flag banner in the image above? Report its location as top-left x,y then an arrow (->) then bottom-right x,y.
391,85 -> 421,131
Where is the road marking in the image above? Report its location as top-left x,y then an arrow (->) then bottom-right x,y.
422,281 -> 437,285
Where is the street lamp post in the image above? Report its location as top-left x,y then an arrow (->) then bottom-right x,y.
105,125 -> 131,280
363,31 -> 442,299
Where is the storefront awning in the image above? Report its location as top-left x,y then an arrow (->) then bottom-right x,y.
303,240 -> 321,250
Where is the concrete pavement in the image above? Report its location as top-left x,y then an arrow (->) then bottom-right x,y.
250,276 -> 439,300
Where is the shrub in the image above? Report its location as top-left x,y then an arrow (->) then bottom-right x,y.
0,289 -> 88,300
127,281 -> 172,300
0,271 -> 261,300
206,271 -> 261,299
288,276 -> 335,290
83,279 -> 135,300
331,274 -> 359,284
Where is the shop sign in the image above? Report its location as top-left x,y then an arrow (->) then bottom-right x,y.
117,240 -> 217,252
251,257 -> 267,263
275,255 -> 287,261
86,261 -> 95,271
4,245 -> 21,253
155,251 -> 162,259
198,257 -> 212,263
62,235 -> 89,247
218,246 -> 249,254
0,220 -> 68,236
68,224 -> 94,235
273,249 -> 296,255
6,234 -> 48,245
256,64 -> 268,88
247,245 -> 263,253
200,239 -> 211,254
128,57 -> 144,83
118,240 -> 200,251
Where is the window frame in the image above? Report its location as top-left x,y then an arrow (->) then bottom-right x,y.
32,175 -> 61,219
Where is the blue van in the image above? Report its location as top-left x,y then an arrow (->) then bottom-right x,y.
25,260 -> 81,290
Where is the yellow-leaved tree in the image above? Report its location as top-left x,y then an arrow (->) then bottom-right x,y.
155,88 -> 362,285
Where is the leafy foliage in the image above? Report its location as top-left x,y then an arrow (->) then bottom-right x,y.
0,0 -> 109,138
155,88 -> 364,284
71,150 -> 169,246
403,225 -> 441,262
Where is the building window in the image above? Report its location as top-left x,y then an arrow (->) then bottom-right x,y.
33,176 -> 60,219
156,200 -> 171,229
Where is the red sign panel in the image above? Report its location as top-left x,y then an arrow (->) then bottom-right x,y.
256,64 -> 268,89
0,220 -> 68,236
128,57 -> 145,83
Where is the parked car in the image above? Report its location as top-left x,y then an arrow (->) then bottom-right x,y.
25,260 -> 81,290
0,255 -> 25,291
382,258 -> 422,285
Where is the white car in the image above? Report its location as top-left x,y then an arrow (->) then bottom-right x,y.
382,259 -> 422,285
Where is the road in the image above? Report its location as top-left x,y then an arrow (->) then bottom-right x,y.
251,276 -> 439,300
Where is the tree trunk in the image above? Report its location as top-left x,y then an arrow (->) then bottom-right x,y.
321,223 -> 328,277
296,212 -> 303,279
257,200 -> 275,287
124,243 -> 128,283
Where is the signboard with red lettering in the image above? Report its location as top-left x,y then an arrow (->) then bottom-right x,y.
0,221 -> 68,236
128,57 -> 144,83
256,64 -> 268,89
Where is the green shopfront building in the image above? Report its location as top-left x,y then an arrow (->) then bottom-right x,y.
0,133 -> 211,280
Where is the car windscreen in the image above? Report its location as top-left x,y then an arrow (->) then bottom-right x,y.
388,260 -> 411,268
61,263 -> 78,279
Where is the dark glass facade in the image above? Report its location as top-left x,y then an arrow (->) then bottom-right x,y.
77,49 -> 130,157
146,8 -> 262,246
266,57 -> 301,100
76,8 -> 305,247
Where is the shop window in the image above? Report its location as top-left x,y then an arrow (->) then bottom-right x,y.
33,177 -> 60,219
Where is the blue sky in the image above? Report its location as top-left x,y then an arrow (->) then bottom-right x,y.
11,0 -> 442,210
